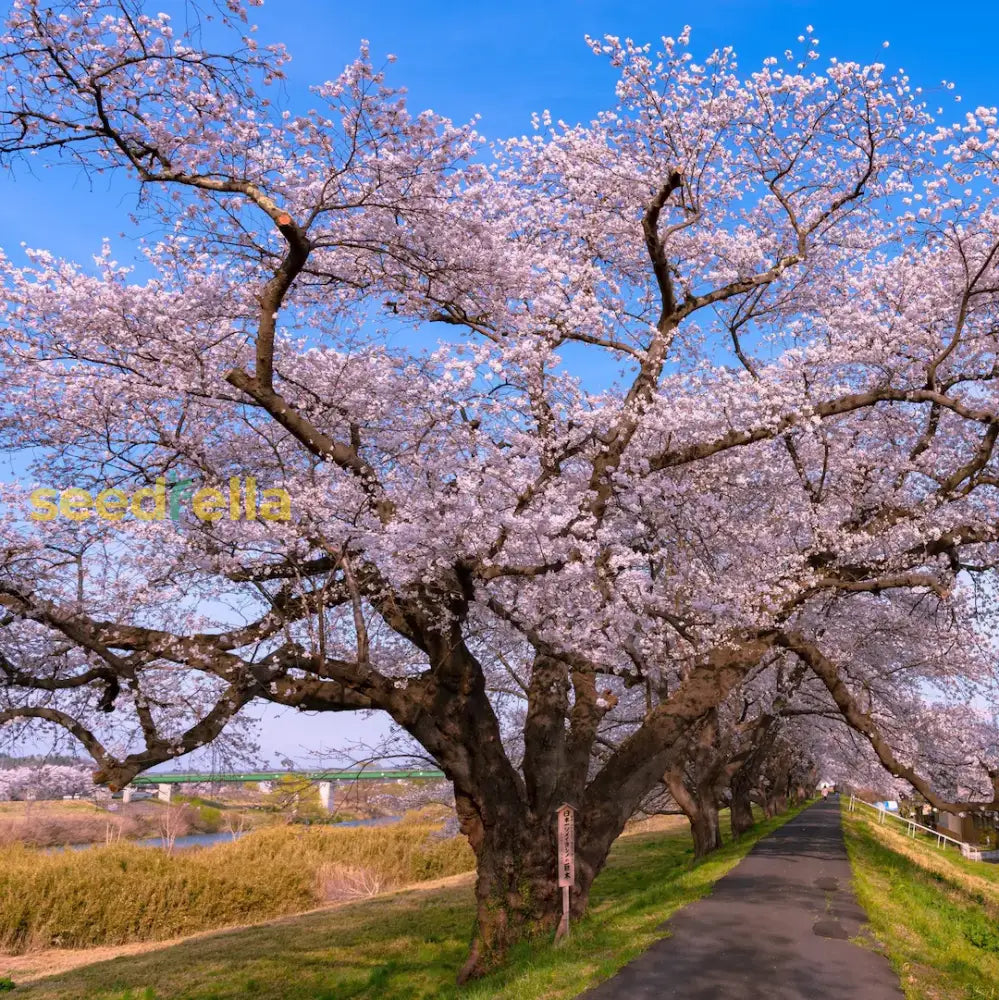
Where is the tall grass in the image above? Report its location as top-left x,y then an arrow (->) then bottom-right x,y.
0,814 -> 473,953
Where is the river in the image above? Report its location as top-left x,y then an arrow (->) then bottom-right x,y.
54,814 -> 402,852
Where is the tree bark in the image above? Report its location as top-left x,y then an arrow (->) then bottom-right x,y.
689,793 -> 723,857
725,713 -> 778,837
455,793 -> 586,982
411,641 -> 601,982
665,767 -> 723,858
729,782 -> 756,837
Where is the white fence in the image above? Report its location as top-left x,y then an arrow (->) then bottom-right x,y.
848,794 -> 974,855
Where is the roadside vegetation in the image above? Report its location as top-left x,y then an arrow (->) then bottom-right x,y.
2,806 -> 803,1000
0,809 -> 471,954
843,805 -> 999,1000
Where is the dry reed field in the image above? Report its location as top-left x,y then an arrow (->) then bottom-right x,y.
0,811 -> 473,955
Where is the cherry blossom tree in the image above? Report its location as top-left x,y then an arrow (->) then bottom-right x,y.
3,2 -> 999,978
0,762 -> 94,800
661,664 -> 816,853
630,657 -> 822,853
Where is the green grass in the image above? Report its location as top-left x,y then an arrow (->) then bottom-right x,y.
843,803 -> 999,1000
5,806 -> 806,1000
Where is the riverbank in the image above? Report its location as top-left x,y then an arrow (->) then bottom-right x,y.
0,800 -> 190,850
0,790 -> 403,852
0,809 -> 471,954
3,806 -> 805,999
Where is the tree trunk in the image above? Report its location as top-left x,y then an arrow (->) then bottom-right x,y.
459,827 -> 556,982
402,637 -> 575,983
665,768 -> 723,859
689,795 -> 723,857
730,785 -> 755,837
455,795 -> 595,982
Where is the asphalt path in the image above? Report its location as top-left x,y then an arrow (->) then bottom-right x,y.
582,796 -> 904,999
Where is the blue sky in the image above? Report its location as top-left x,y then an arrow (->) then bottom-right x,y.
2,0 -> 997,765
4,0 -> 998,263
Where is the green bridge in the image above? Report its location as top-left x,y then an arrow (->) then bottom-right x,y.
131,769 -> 445,785
124,769 -> 446,808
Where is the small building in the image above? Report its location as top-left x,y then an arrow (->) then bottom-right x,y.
935,809 -> 999,847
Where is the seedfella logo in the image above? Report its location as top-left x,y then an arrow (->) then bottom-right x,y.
29,477 -> 291,523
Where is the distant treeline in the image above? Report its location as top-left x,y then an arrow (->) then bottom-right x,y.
0,754 -> 87,769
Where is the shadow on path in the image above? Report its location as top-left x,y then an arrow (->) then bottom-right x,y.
581,796 -> 903,999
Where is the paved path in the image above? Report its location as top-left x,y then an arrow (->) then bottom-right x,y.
582,796 -> 903,999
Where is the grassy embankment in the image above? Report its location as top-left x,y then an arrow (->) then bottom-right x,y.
3,805 -> 806,1000
843,802 -> 999,1000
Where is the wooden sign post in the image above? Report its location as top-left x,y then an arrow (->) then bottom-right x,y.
555,802 -> 575,941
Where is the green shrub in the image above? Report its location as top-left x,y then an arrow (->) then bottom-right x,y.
964,913 -> 999,953
330,811 -> 360,824
172,796 -> 224,833
193,804 -> 223,833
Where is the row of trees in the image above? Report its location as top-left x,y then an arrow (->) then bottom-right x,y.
1,1 -> 999,979
0,763 -> 95,801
